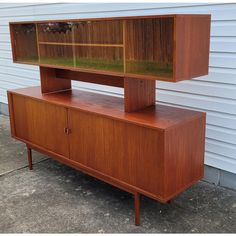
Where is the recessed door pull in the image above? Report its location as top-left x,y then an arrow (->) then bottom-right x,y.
64,127 -> 71,135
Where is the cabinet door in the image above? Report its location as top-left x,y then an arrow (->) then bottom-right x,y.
68,110 -> 108,171
110,121 -> 164,196
68,109 -> 164,196
12,94 -> 69,157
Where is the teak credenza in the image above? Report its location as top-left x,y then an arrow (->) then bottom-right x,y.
7,14 -> 211,225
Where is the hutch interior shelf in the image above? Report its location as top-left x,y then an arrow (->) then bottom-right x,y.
8,14 -> 211,226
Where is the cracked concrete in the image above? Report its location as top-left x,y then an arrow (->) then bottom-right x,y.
0,114 -> 236,233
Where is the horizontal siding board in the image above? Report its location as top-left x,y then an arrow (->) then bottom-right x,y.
157,80 -> 236,100
205,152 -> 236,174
210,40 -> 236,53
0,50 -> 12,59
0,74 -> 39,87
0,94 -> 8,104
0,3 -> 236,174
0,82 -> 28,94
206,125 -> 236,145
206,139 -> 236,160
157,90 -> 236,115
0,4 -> 236,24
206,112 -> 236,130
209,53 -> 236,68
157,101 -> 236,130
0,26 -> 9,34
211,21 -> 236,36
0,3 -> 45,9
0,43 -> 11,51
196,69 -> 236,85
0,34 -> 10,42
0,3 -> 235,19
0,58 -> 38,71
0,3 -> 228,17
0,65 -> 39,79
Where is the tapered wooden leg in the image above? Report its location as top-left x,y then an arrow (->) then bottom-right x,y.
134,192 -> 140,226
27,146 -> 33,170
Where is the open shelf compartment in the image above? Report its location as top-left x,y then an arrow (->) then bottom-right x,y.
10,23 -> 39,64
124,17 -> 173,78
10,17 -> 173,79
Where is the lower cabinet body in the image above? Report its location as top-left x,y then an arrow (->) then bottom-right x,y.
8,90 -> 206,225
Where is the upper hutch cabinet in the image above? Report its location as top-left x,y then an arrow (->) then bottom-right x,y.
10,15 -> 210,81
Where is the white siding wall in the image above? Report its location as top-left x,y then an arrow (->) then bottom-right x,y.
0,3 -> 236,174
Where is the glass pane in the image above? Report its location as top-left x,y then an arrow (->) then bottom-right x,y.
125,18 -> 174,78
38,22 -> 74,67
39,44 -> 74,67
12,24 -> 38,63
73,20 -> 123,44
74,46 -> 123,72
73,20 -> 124,72
37,22 -> 73,43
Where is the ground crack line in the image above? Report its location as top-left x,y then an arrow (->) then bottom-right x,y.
0,158 -> 49,178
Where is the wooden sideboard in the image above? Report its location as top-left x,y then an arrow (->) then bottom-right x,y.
8,14 -> 210,225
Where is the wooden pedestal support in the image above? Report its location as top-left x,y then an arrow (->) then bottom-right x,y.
40,67 -> 71,94
124,78 -> 156,112
40,67 -> 156,112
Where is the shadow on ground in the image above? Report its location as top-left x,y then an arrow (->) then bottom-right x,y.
0,115 -> 236,233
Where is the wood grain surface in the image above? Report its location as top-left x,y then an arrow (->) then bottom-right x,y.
10,14 -> 210,82
8,87 -> 206,202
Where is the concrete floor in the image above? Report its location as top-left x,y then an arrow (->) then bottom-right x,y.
0,114 -> 236,233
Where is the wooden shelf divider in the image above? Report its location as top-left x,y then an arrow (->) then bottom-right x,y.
38,42 -> 124,47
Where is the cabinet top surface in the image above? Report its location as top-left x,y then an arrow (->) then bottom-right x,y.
9,14 -> 210,24
9,86 -> 205,130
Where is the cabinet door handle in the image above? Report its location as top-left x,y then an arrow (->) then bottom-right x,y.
64,127 -> 71,135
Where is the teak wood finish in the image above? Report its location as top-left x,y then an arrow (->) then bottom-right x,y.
8,87 -> 206,225
7,14 -> 210,226
40,67 -> 72,94
9,14 -> 211,82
